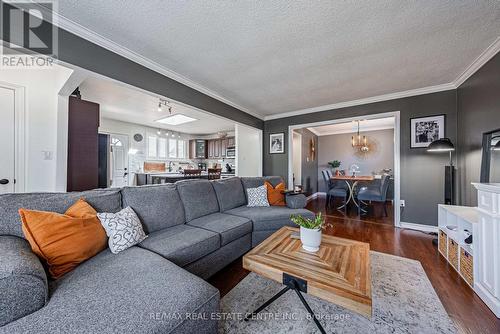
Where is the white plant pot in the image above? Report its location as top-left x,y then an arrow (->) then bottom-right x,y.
300,226 -> 322,252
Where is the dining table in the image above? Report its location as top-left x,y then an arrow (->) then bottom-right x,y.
331,175 -> 374,212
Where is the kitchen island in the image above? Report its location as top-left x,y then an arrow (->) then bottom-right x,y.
135,172 -> 235,185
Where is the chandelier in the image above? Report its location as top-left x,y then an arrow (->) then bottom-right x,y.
352,120 -> 369,152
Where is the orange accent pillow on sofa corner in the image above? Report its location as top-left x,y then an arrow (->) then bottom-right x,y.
265,181 -> 286,206
19,198 -> 108,279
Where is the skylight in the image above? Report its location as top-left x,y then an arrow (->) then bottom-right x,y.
155,114 -> 197,125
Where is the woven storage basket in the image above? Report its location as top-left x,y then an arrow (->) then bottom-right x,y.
448,238 -> 459,270
460,247 -> 474,286
438,230 -> 447,257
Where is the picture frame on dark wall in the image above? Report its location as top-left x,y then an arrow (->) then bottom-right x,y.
410,115 -> 445,148
269,132 -> 285,154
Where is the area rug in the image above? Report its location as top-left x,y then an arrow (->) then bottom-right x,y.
220,251 -> 456,333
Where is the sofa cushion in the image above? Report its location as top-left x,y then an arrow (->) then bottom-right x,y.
0,189 -> 121,238
138,224 -> 220,267
176,179 -> 220,222
226,206 -> 315,231
211,177 -> 246,212
20,199 -> 108,279
240,176 -> 284,200
187,212 -> 252,246
0,236 -> 48,327
98,207 -> 148,254
0,247 -> 219,334
121,184 -> 185,233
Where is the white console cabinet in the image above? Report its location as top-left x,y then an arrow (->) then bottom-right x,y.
472,183 -> 500,318
437,183 -> 500,317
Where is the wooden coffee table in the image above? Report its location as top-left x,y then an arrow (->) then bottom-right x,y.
243,227 -> 372,333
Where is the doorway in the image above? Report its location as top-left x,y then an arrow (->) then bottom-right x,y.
288,111 -> 401,227
292,131 -> 302,187
109,134 -> 129,188
0,83 -> 25,194
98,133 -> 129,188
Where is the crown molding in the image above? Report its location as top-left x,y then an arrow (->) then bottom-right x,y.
264,83 -> 456,121
453,36 -> 500,87
31,3 -> 265,120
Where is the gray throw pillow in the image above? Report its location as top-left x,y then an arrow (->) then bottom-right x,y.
97,207 -> 147,254
246,185 -> 270,207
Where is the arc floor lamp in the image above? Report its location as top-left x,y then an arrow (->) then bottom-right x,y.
427,138 -> 456,205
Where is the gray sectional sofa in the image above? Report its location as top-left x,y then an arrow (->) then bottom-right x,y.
0,176 -> 314,333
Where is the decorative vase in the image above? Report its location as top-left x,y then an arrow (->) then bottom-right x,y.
300,226 -> 322,252
335,170 -> 340,176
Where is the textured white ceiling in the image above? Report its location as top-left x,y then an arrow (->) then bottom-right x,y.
55,1 -> 500,117
79,76 -> 235,135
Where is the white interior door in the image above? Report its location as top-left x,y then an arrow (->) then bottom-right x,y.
110,134 -> 129,188
0,86 -> 16,193
292,131 -> 302,186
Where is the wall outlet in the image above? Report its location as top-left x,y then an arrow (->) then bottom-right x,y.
400,200 -> 405,207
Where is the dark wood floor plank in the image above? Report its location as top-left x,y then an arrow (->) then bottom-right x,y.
208,198 -> 500,333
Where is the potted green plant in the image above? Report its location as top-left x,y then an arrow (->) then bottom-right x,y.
328,160 -> 342,175
290,213 -> 330,252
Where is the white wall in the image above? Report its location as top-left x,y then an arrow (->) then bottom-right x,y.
0,65 -> 73,192
235,124 -> 262,177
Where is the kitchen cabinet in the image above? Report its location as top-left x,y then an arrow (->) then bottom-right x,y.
189,139 -> 207,159
221,138 -> 228,157
214,139 -> 221,157
208,140 -> 214,158
67,96 -> 99,191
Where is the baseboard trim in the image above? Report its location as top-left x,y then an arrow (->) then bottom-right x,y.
399,222 -> 438,233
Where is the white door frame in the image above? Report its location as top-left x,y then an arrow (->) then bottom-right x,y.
287,111 -> 401,227
101,132 -> 130,187
292,130 -> 302,186
0,81 -> 26,192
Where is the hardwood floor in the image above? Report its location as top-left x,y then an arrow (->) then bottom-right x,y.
208,198 -> 500,333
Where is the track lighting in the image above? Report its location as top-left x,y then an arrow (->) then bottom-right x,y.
157,99 -> 173,114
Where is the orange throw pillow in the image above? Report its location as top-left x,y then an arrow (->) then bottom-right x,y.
19,199 -> 107,279
265,181 -> 286,206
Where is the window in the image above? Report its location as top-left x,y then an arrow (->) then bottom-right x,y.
148,136 -> 157,157
147,133 -> 186,159
168,138 -> 177,158
177,140 -> 185,159
158,138 -> 167,158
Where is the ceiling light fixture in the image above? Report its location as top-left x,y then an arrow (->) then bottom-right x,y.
352,120 -> 368,151
156,114 -> 197,126
157,99 -> 172,114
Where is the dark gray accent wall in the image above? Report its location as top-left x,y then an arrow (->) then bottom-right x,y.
296,128 -> 318,195
264,91 -> 458,226
457,53 -> 500,206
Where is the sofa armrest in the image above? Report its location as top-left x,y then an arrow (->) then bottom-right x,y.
0,235 -> 48,326
285,194 -> 307,209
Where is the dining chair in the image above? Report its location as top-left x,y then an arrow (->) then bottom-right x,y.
183,169 -> 202,179
321,170 -> 348,211
357,175 -> 391,216
207,168 -> 222,180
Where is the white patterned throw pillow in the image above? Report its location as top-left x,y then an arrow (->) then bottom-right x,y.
97,207 -> 147,254
247,185 -> 270,207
